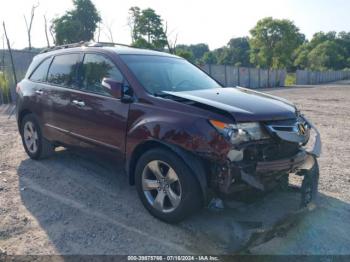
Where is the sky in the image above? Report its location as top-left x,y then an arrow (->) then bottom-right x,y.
1,0 -> 350,50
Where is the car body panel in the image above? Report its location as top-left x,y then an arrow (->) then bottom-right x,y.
68,89 -> 130,153
164,87 -> 297,122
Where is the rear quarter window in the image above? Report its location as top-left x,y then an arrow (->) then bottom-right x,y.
47,54 -> 80,88
29,58 -> 52,82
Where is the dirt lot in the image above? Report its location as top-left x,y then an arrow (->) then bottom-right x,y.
0,81 -> 350,255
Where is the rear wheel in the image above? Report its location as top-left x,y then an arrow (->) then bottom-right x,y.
135,148 -> 202,223
20,114 -> 54,160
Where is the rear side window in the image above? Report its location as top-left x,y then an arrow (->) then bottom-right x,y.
29,58 -> 51,82
80,53 -> 123,96
47,54 -> 80,88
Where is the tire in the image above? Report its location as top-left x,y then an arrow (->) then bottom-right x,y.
20,114 -> 54,160
135,148 -> 202,223
300,159 -> 319,207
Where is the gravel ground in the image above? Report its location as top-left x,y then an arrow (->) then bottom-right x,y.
0,81 -> 350,255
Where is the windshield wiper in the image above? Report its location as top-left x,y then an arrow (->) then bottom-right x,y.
154,92 -> 185,101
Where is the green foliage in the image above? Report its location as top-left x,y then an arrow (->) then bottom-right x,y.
128,7 -> 167,50
202,51 -> 217,64
0,71 -> 11,104
175,49 -> 194,62
309,31 -> 336,49
176,43 -> 209,63
52,0 -> 101,45
224,37 -> 252,66
307,40 -> 346,71
249,17 -> 305,69
294,31 -> 350,71
285,73 -> 296,86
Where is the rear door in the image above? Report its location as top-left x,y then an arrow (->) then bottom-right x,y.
41,53 -> 82,144
26,56 -> 53,122
67,53 -> 130,153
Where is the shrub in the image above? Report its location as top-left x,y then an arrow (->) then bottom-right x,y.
0,71 -> 11,104
285,73 -> 296,86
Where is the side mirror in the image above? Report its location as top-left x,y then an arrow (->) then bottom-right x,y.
101,78 -> 123,99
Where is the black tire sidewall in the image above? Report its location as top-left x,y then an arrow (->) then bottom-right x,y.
20,114 -> 44,160
135,148 -> 202,223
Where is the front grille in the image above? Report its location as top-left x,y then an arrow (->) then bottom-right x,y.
244,140 -> 300,162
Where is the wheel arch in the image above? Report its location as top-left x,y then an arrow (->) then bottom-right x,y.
127,140 -> 209,203
17,109 -> 33,130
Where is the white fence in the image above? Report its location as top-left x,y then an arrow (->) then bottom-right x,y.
296,70 -> 350,85
201,64 -> 286,88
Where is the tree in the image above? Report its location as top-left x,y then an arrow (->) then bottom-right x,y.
2,21 -> 17,103
293,44 -> 310,69
212,47 -> 229,65
294,31 -> 350,70
309,31 -> 336,49
103,20 -> 115,43
43,15 -> 50,47
189,43 -> 209,61
307,40 -> 346,71
175,49 -> 194,62
24,3 -> 39,50
52,0 -> 101,45
249,17 -> 305,69
202,51 -> 217,64
164,21 -> 178,54
128,7 -> 167,50
226,37 -> 251,66
210,37 -> 252,66
175,43 -> 209,63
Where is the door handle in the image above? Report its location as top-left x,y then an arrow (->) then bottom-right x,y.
35,90 -> 43,95
72,100 -> 85,107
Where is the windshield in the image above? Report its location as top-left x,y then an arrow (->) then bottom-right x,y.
120,55 -> 221,95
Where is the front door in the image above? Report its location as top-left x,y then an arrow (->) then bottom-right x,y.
68,53 -> 130,154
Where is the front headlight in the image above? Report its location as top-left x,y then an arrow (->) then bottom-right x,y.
209,120 -> 269,145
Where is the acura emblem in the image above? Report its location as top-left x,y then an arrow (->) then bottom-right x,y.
298,123 -> 306,135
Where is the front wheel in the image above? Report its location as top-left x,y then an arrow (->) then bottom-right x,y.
135,148 -> 202,223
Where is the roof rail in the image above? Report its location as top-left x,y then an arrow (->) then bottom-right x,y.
95,42 -> 133,48
40,41 -> 88,53
40,41 -> 134,54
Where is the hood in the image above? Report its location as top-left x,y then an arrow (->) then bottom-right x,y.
164,87 -> 297,122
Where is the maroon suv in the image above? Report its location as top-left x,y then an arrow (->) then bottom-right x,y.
16,43 -> 321,222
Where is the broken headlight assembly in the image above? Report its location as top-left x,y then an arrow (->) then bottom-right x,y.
209,120 -> 270,145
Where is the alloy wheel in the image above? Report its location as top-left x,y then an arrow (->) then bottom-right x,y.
142,160 -> 182,213
23,121 -> 39,154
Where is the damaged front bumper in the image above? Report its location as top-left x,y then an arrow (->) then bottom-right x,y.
214,118 -> 322,196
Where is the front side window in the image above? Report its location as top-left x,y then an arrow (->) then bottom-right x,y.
29,58 -> 52,82
80,53 -> 124,96
47,54 -> 80,87
120,55 -> 221,95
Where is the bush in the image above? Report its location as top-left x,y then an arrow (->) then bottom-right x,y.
285,73 -> 296,86
0,71 -> 11,104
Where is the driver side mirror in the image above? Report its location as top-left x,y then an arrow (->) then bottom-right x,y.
101,78 -> 123,99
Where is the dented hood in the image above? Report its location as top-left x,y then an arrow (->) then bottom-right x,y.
164,87 -> 297,122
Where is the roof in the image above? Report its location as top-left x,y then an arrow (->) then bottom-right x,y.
38,42 -> 178,58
